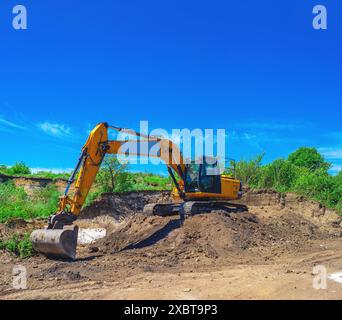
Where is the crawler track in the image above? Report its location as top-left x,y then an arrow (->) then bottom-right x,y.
144,201 -> 248,217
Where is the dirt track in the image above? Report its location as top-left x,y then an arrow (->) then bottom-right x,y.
1,190 -> 342,300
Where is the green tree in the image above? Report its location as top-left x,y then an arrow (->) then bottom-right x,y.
331,170 -> 342,212
7,162 -> 31,175
288,147 -> 329,172
234,153 -> 264,187
257,159 -> 299,192
292,168 -> 335,205
96,156 -> 132,193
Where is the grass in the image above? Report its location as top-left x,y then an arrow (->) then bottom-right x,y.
0,181 -> 60,223
129,173 -> 171,191
0,171 -> 171,223
20,172 -> 71,180
0,163 -> 70,180
0,233 -> 33,258
0,170 -> 70,181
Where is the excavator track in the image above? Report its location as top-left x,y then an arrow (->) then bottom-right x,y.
179,201 -> 199,217
144,201 -> 248,218
179,201 -> 248,217
143,203 -> 180,217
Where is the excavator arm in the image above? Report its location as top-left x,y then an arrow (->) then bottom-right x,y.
58,122 -> 186,218
31,123 -> 186,259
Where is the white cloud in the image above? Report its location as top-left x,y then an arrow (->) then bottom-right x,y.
319,147 -> 342,159
37,122 -> 72,138
325,132 -> 342,140
0,117 -> 26,130
235,121 -> 311,131
318,146 -> 342,175
330,164 -> 342,174
227,130 -> 306,146
30,168 -> 74,174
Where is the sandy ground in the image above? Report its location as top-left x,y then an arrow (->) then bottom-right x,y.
0,191 -> 342,300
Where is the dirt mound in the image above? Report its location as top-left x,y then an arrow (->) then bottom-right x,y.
95,197 -> 340,269
80,190 -> 172,221
83,189 -> 342,267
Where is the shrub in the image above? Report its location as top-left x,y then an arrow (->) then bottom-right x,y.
96,156 -> 132,193
17,233 -> 34,258
257,159 -> 301,192
288,147 -> 330,172
0,181 -> 60,222
226,148 -> 342,214
292,169 -> 337,207
0,233 -> 33,258
234,153 -> 264,187
7,162 -> 31,175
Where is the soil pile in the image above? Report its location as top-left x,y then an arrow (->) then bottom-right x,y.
80,190 -> 171,221
93,190 -> 341,268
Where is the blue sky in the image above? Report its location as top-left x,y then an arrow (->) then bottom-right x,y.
0,0 -> 341,175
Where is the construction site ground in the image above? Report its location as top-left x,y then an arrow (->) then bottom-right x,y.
1,190 -> 342,300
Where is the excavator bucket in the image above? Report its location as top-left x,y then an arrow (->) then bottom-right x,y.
30,225 -> 79,260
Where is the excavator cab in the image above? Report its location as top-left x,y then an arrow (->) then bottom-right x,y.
184,157 -> 221,194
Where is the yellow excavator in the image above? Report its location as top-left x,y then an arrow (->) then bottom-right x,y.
31,123 -> 246,260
